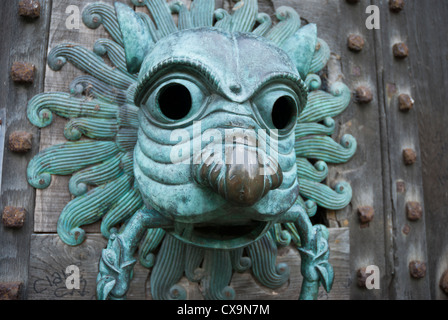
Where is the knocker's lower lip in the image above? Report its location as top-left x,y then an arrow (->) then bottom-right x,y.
166,220 -> 273,249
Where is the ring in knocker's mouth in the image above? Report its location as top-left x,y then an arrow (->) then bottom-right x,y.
167,218 -> 272,249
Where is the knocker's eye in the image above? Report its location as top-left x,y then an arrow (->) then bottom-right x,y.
158,83 -> 192,120
144,78 -> 206,124
271,95 -> 297,130
254,86 -> 299,132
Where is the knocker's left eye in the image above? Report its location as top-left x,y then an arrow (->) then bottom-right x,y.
253,85 -> 299,133
144,78 -> 206,124
158,83 -> 193,120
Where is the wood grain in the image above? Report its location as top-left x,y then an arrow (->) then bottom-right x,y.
28,234 -> 148,300
28,228 -> 349,300
0,0 -> 52,299
401,1 -> 448,301
273,0 -> 389,299
372,0 -> 431,300
4,0 -> 444,300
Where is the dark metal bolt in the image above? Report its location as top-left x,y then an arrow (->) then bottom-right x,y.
398,94 -> 414,112
402,224 -> 411,235
389,0 -> 405,13
347,34 -> 365,52
396,180 -> 406,193
357,267 -> 371,288
346,0 -> 360,4
11,61 -> 35,84
355,86 -> 373,104
403,148 -> 417,166
406,202 -> 423,222
18,0 -> 41,19
0,282 -> 22,300
409,261 -> 427,279
2,207 -> 27,228
393,42 -> 409,59
8,131 -> 33,153
358,206 -> 375,225
440,270 -> 448,295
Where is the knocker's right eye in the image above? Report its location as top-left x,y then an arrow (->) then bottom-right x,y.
271,95 -> 297,130
157,83 -> 192,120
143,77 -> 207,125
253,84 -> 300,134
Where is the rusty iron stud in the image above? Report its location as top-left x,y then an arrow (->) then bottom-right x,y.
18,0 -> 41,19
409,261 -> 427,279
389,0 -> 405,13
0,282 -> 22,300
2,207 -> 27,228
8,131 -> 33,153
440,270 -> 448,295
398,94 -> 414,112
358,206 -> 375,225
396,180 -> 406,193
403,148 -> 417,166
11,62 -> 35,84
406,202 -> 423,222
393,43 -> 409,59
355,86 -> 373,104
347,34 -> 365,52
356,267 -> 372,288
402,224 -> 411,235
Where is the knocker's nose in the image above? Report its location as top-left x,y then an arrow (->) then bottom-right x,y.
193,141 -> 283,207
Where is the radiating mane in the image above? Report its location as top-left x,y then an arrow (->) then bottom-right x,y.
26,0 -> 356,300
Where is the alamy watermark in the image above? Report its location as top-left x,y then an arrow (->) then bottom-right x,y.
65,5 -> 80,30
366,5 -> 380,30
364,265 -> 381,290
64,4 -> 380,31
65,265 -> 80,290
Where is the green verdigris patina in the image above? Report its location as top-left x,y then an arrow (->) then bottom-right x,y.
26,0 -> 356,300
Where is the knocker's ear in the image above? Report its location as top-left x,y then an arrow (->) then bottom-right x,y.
281,23 -> 318,80
115,2 -> 153,74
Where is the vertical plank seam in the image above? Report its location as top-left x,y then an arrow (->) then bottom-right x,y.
370,0 -> 394,300
25,0 -> 54,299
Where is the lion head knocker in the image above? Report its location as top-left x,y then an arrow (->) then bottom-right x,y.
27,0 -> 356,300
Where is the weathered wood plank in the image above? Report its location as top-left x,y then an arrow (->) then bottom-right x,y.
373,0 -> 431,299
0,109 -> 5,195
399,1 -> 448,300
274,0 -> 388,299
28,234 -> 148,300
0,0 -> 52,299
329,0 -> 388,300
28,228 -> 349,300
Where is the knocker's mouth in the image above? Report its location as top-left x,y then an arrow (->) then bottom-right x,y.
167,218 -> 272,249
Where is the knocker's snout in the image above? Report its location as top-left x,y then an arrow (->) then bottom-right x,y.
192,132 -> 283,207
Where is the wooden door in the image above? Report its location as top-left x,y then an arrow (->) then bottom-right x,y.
0,0 -> 446,300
